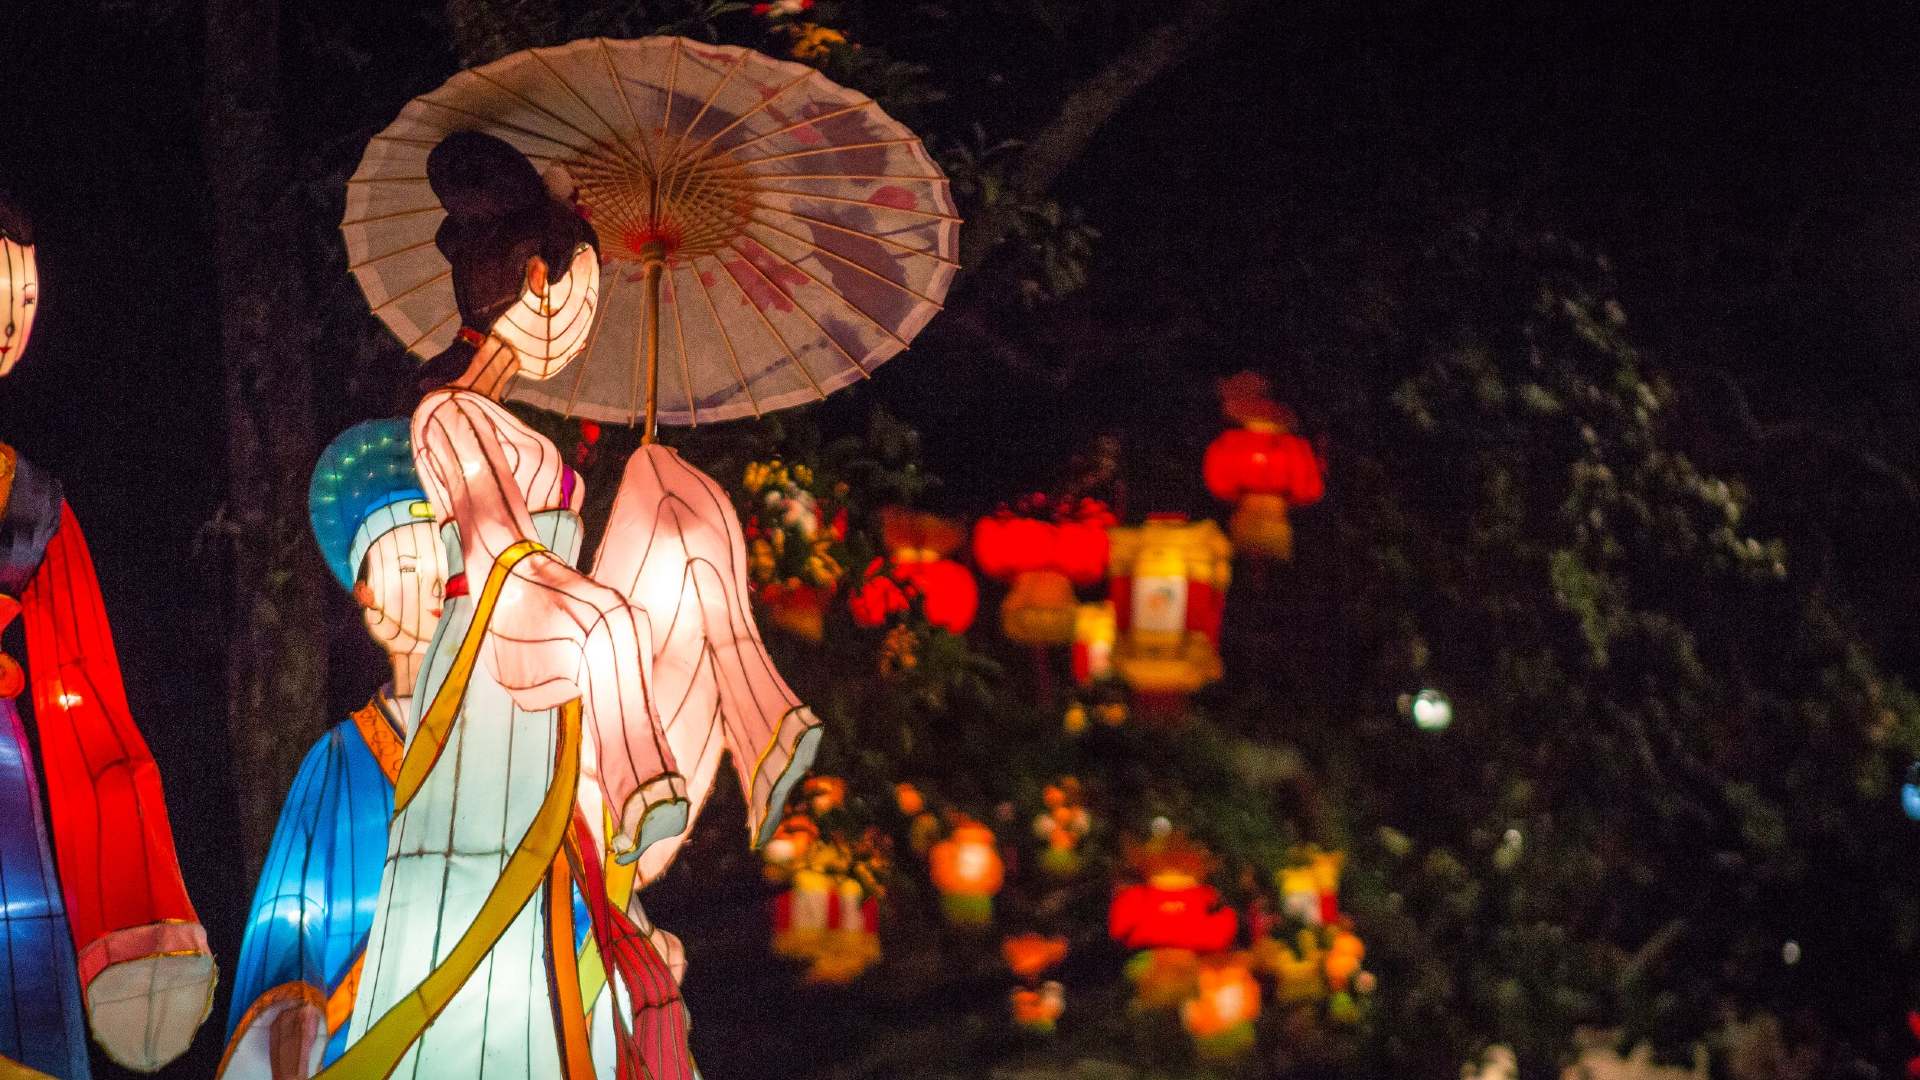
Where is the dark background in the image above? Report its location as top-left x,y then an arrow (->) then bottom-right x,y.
5,1 -> 1920,1075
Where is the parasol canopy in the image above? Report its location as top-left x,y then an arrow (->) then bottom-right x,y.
344,35 -> 960,429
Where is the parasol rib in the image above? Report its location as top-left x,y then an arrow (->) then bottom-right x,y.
751,203 -> 960,266
745,215 -> 948,308
690,254 -> 762,418
706,252 -> 828,402
341,204 -> 445,228
681,68 -> 820,166
596,37 -> 661,185
401,308 -> 461,355
660,49 -> 752,214
467,67 -> 645,174
753,188 -> 962,222
733,138 -> 924,170
710,100 -> 877,162
739,221 -> 913,348
412,96 -> 593,159
529,44 -> 652,171
721,238 -> 870,382
665,266 -> 698,426
367,267 -> 454,314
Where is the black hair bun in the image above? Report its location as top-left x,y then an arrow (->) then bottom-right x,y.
427,130 -> 548,223
0,188 -> 33,247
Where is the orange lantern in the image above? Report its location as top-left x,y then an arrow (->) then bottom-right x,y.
1180,955 -> 1260,1058
1107,516 -> 1232,700
1009,981 -> 1065,1034
1203,373 -> 1323,560
1001,933 -> 1068,982
848,509 -> 978,634
928,821 -> 1004,925
973,496 -> 1113,646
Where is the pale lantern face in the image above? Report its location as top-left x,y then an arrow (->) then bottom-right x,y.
493,243 -> 600,381
0,239 -> 40,377
359,520 -> 449,658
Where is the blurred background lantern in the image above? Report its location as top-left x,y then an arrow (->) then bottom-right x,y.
1107,516 -> 1232,702
974,496 -> 1113,647
1009,981 -> 1065,1034
1903,762 -> 1920,821
764,803 -> 885,985
1400,687 -> 1454,732
741,458 -> 850,642
1203,373 -> 1323,561
1180,954 -> 1260,1060
1072,601 -> 1117,685
849,508 -> 978,634
1108,833 -> 1238,953
930,821 -> 1005,925
1032,779 -> 1091,877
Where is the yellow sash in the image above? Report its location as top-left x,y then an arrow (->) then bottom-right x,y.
317,540 -> 585,1079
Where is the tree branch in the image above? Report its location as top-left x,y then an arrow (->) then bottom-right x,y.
959,0 -> 1233,270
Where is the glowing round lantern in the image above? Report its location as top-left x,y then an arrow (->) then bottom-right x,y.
1203,422 -> 1322,561
849,509 -> 978,634
1402,687 -> 1453,731
929,821 -> 1004,925
1903,762 -> 1920,821
1107,516 -> 1232,699
1180,956 -> 1260,1059
973,497 -> 1113,647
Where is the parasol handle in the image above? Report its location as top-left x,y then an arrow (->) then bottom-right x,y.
640,241 -> 666,445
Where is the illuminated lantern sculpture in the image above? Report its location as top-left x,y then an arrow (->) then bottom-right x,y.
929,821 -> 1005,925
1180,955 -> 1261,1060
0,189 -> 216,1075
974,496 -> 1113,646
339,131 -> 824,1080
849,508 -> 978,634
1002,933 -> 1069,1034
220,421 -> 448,1079
1071,601 -> 1117,685
1202,373 -> 1323,560
1107,516 -> 1233,700
335,24 -> 962,1072
1108,834 -> 1239,953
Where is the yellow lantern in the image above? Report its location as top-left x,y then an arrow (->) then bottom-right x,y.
1072,601 -> 1117,685
1106,517 -> 1232,700
928,821 -> 1004,925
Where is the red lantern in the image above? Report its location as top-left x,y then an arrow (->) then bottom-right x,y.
848,510 -> 978,634
1108,832 -> 1238,952
973,496 -> 1113,647
1108,882 -> 1239,953
1203,376 -> 1323,560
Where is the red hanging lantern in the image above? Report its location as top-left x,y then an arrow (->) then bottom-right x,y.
973,496 -> 1113,647
1203,373 -> 1323,560
1107,833 -> 1238,953
848,509 -> 978,634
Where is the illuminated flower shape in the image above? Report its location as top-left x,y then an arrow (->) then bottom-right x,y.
1180,956 -> 1260,1049
1010,981 -> 1065,1033
1002,933 -> 1068,981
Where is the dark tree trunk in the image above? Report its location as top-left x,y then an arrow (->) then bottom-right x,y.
201,0 -> 327,875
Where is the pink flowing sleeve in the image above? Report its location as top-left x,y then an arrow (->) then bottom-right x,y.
594,444 -> 821,867
22,503 -> 215,1070
413,390 -> 685,860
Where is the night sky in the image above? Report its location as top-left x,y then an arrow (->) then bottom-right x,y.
5,1 -> 1920,1074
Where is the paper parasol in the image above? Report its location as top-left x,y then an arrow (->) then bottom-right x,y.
343,36 -> 959,433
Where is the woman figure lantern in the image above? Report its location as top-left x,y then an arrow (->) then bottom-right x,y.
220,420 -> 448,1078
0,192 -> 216,1075
338,132 -> 817,1080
